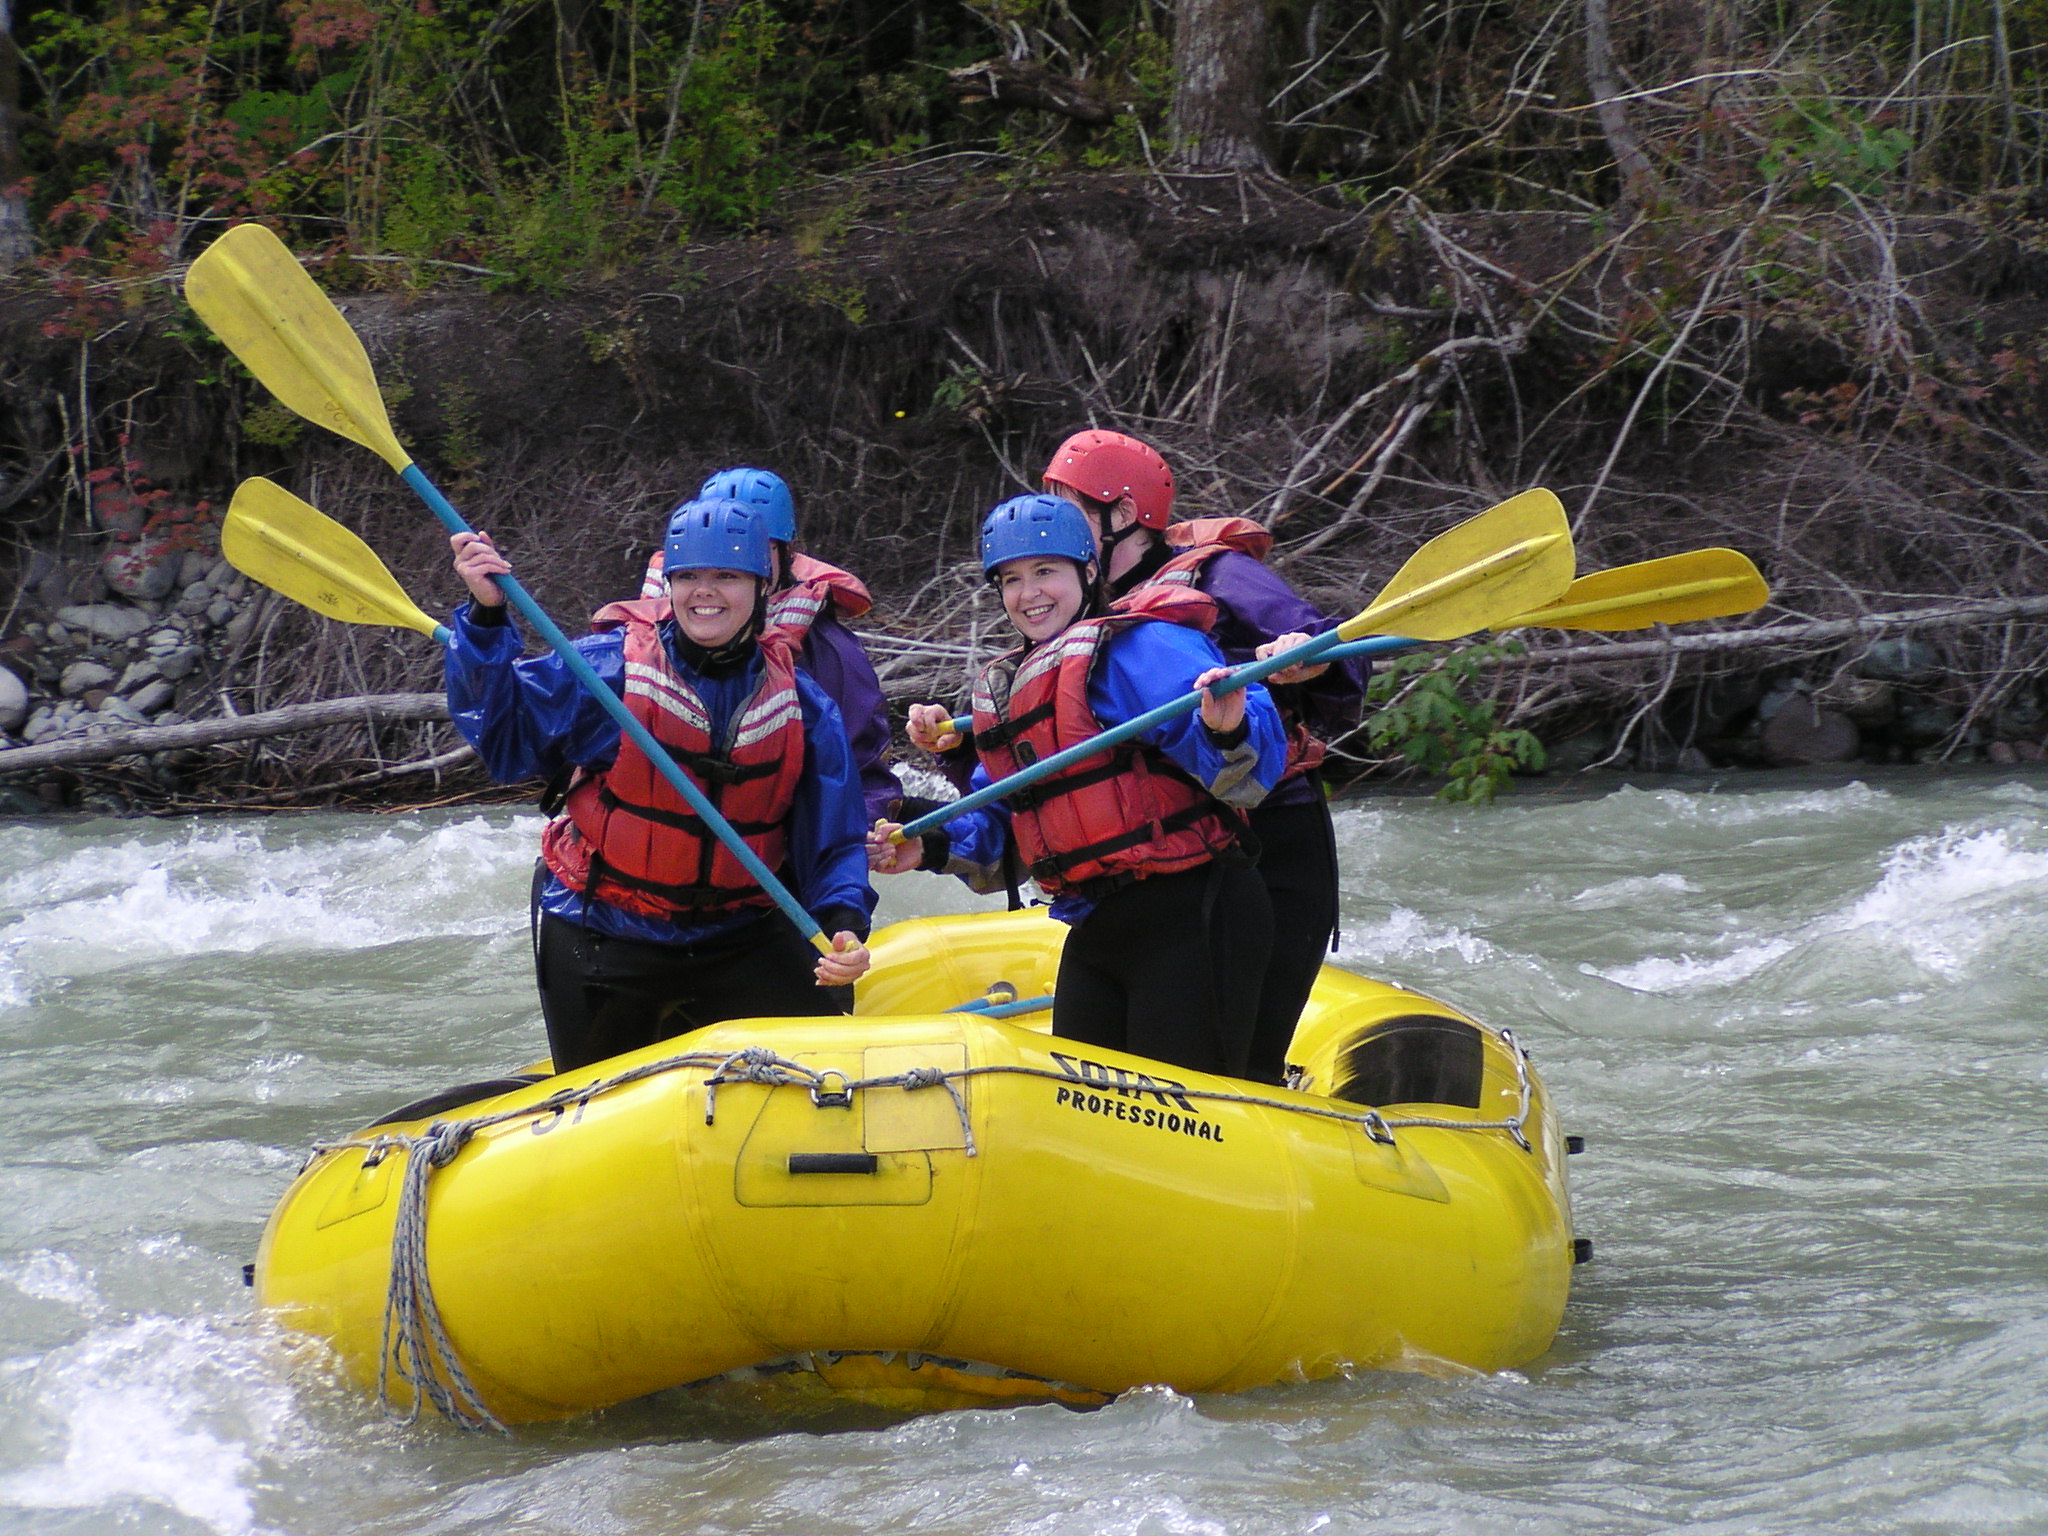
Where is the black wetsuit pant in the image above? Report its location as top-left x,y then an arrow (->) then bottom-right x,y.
1052,857 -> 1274,1081
1243,796 -> 1342,1086
534,908 -> 852,1074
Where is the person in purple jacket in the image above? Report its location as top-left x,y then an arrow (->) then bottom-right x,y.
1041,429 -> 1368,1085
635,468 -> 900,825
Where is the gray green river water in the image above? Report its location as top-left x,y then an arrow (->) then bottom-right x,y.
0,776 -> 2044,1534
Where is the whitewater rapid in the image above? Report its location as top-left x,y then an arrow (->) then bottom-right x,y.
1,778 -> 2044,1534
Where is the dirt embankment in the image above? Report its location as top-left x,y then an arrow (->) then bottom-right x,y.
6,166 -> 2048,810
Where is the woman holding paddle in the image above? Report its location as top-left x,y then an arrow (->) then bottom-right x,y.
869,494 -> 1288,1080
1041,430 -> 1364,1085
446,499 -> 875,1074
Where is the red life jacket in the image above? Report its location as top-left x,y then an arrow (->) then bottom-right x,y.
638,549 -> 873,635
1143,516 -> 1328,780
540,611 -> 806,920
969,584 -> 1243,898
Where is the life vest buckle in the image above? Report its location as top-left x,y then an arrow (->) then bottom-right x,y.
811,1071 -> 853,1109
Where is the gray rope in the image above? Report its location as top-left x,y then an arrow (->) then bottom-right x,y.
304,1024 -> 1533,1432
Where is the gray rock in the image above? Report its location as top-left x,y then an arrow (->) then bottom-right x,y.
1898,702 -> 1960,745
145,627 -> 184,651
20,705 -> 56,742
1860,636 -> 1943,682
43,623 -> 68,648
0,668 -> 26,732
95,695 -> 151,727
206,598 -> 237,627
1761,698 -> 1860,766
1544,725 -> 1620,775
101,540 -> 181,602
58,660 -> 116,697
21,623 -> 42,642
177,548 -> 214,588
154,645 -> 203,682
1753,677 -> 1806,723
116,658 -> 161,693
55,603 -> 152,642
128,680 -> 176,715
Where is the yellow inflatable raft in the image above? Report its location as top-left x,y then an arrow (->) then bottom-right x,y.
255,910 -> 1578,1426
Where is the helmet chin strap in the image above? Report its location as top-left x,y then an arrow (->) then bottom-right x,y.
1093,504 -> 1145,600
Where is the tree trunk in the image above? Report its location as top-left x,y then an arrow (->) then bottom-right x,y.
1582,0 -> 1662,209
1169,0 -> 1274,174
0,0 -> 31,273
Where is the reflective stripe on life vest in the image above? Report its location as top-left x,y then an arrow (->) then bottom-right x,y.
969,583 -> 1241,898
540,619 -> 806,920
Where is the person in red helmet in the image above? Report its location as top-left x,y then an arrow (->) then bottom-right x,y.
875,495 -> 1286,1080
1037,428 -> 1368,1087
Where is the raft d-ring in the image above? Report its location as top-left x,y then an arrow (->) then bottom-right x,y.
1361,1110 -> 1397,1147
811,1071 -> 853,1109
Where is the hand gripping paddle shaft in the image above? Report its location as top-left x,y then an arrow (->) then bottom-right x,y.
898,489 -> 1576,842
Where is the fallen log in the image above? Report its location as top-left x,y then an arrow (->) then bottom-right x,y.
948,60 -> 1115,125
1503,595 -> 2048,669
0,692 -> 450,775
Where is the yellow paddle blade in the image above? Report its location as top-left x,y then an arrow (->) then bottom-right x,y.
223,478 -> 443,638
1337,488 -> 1574,643
185,226 -> 413,472
1504,548 -> 1770,631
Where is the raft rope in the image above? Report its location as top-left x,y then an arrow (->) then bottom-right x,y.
310,1029 -> 1534,1433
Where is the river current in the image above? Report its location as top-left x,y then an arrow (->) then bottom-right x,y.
0,777 -> 2043,1534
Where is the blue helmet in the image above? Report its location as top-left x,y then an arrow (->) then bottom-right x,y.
979,494 -> 1096,577
662,498 -> 773,581
699,467 -> 795,543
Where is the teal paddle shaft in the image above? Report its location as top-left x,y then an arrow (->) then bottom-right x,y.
900,629 -> 1421,842
941,631 -> 1422,736
400,463 -> 828,945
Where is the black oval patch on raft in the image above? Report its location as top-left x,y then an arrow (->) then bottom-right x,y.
1330,1015 -> 1485,1109
366,1075 -> 549,1129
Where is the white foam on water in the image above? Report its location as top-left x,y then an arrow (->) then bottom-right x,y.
0,860 -> 387,979
0,815 -> 540,1001
0,1253 -> 103,1319
1571,872 -> 1694,904
1587,823 -> 2048,993
1639,780 -> 1893,827
0,1312 -> 292,1535
1588,937 -> 1798,994
1337,906 -> 1496,968
1821,826 -> 2048,975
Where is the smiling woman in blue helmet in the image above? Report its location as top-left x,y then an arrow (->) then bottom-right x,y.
633,467 -> 899,825
445,500 -> 875,1074
868,495 -> 1286,1080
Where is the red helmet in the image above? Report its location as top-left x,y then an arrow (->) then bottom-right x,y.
1041,430 -> 1174,530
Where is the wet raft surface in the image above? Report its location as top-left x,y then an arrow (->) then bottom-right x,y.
1,780 -> 2046,1533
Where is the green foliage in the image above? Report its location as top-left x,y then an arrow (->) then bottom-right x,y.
1363,640 -> 1546,804
1759,102 -> 1913,200
239,398 -> 305,448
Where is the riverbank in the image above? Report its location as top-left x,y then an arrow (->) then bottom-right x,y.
8,172 -> 2048,808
